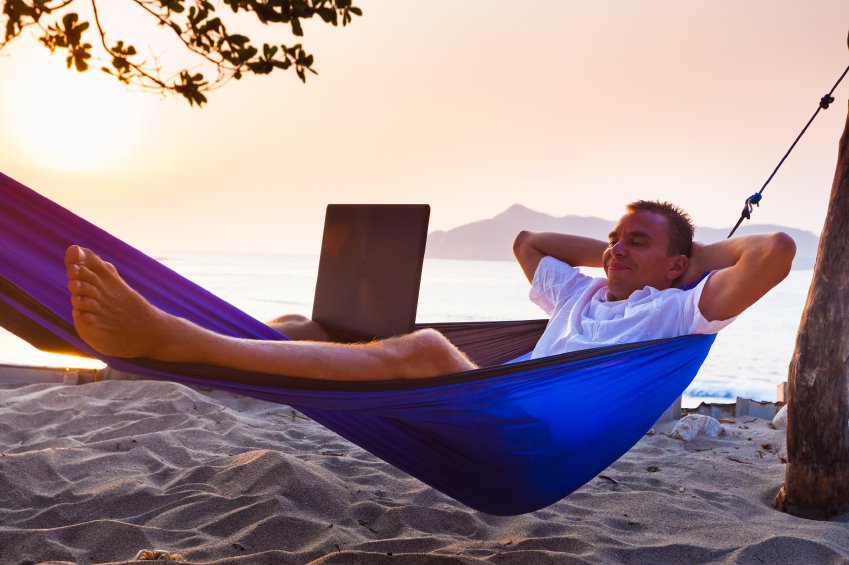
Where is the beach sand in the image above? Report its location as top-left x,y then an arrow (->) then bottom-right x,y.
0,379 -> 847,565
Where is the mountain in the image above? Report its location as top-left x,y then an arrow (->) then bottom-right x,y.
426,204 -> 819,269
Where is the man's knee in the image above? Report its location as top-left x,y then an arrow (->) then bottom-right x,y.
266,314 -> 330,341
408,328 -> 454,357
387,328 -> 474,378
267,313 -> 310,325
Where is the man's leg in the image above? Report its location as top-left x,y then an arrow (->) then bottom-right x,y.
64,246 -> 476,380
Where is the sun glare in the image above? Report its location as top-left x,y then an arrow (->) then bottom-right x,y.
4,54 -> 147,172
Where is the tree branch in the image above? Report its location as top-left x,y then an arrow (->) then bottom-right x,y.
90,0 -> 167,90
0,0 -> 360,106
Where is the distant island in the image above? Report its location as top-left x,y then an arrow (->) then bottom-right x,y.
426,204 -> 819,270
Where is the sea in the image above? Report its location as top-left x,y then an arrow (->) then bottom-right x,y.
0,251 -> 811,408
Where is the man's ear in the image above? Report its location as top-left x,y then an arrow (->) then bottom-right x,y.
668,254 -> 688,280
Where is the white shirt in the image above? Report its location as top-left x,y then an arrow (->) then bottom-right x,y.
529,256 -> 735,359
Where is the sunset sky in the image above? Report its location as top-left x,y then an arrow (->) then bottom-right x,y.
1,1 -> 847,255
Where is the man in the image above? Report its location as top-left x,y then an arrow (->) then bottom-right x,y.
64,200 -> 795,380
512,200 -> 796,359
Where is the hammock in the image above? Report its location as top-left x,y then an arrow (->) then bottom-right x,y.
0,172 -> 715,515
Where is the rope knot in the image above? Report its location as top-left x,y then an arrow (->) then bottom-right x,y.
820,94 -> 835,109
741,192 -> 762,220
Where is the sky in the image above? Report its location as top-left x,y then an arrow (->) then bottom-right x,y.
0,0 -> 848,255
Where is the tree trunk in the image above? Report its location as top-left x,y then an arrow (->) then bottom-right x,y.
775,101 -> 849,519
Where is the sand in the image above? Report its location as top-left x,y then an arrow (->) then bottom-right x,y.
0,379 -> 847,565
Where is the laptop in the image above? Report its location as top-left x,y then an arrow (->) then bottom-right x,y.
311,204 -> 430,341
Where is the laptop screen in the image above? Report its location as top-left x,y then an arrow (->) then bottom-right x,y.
312,204 -> 430,341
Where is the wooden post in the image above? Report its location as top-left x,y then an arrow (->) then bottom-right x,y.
775,101 -> 849,519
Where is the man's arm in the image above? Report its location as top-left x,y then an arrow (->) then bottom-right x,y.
682,233 -> 796,322
513,231 -> 607,283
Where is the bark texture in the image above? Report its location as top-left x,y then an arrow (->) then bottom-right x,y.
775,101 -> 849,519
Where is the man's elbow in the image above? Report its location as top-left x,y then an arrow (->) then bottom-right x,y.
767,232 -> 796,277
513,230 -> 532,259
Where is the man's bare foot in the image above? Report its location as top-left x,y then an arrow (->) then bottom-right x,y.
65,245 -> 185,359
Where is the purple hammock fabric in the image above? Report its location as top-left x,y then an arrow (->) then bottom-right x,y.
0,172 -> 715,515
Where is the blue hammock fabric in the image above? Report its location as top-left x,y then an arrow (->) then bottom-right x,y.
0,172 -> 715,515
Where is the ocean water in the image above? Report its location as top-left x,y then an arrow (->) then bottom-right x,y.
0,251 -> 810,407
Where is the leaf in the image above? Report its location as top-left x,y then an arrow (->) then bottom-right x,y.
174,71 -> 209,107
73,43 -> 92,71
227,34 -> 249,46
112,55 -> 130,72
61,13 -> 79,29
167,0 -> 186,14
291,17 -> 303,37
317,8 -> 337,24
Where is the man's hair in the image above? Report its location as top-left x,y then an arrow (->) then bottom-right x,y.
625,200 -> 694,256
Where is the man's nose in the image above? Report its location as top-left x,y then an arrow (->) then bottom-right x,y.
611,240 -> 626,256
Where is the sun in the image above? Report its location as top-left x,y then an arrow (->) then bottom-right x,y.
2,50 -> 148,172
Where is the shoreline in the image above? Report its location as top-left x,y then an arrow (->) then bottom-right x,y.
0,361 -> 787,410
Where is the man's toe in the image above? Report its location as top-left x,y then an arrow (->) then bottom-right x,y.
68,279 -> 100,298
71,294 -> 99,313
64,245 -> 83,266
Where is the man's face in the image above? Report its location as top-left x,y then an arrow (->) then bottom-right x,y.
602,210 -> 687,301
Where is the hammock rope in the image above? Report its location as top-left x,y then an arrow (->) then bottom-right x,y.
728,63 -> 849,238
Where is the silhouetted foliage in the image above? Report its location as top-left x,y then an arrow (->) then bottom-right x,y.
1,0 -> 362,106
